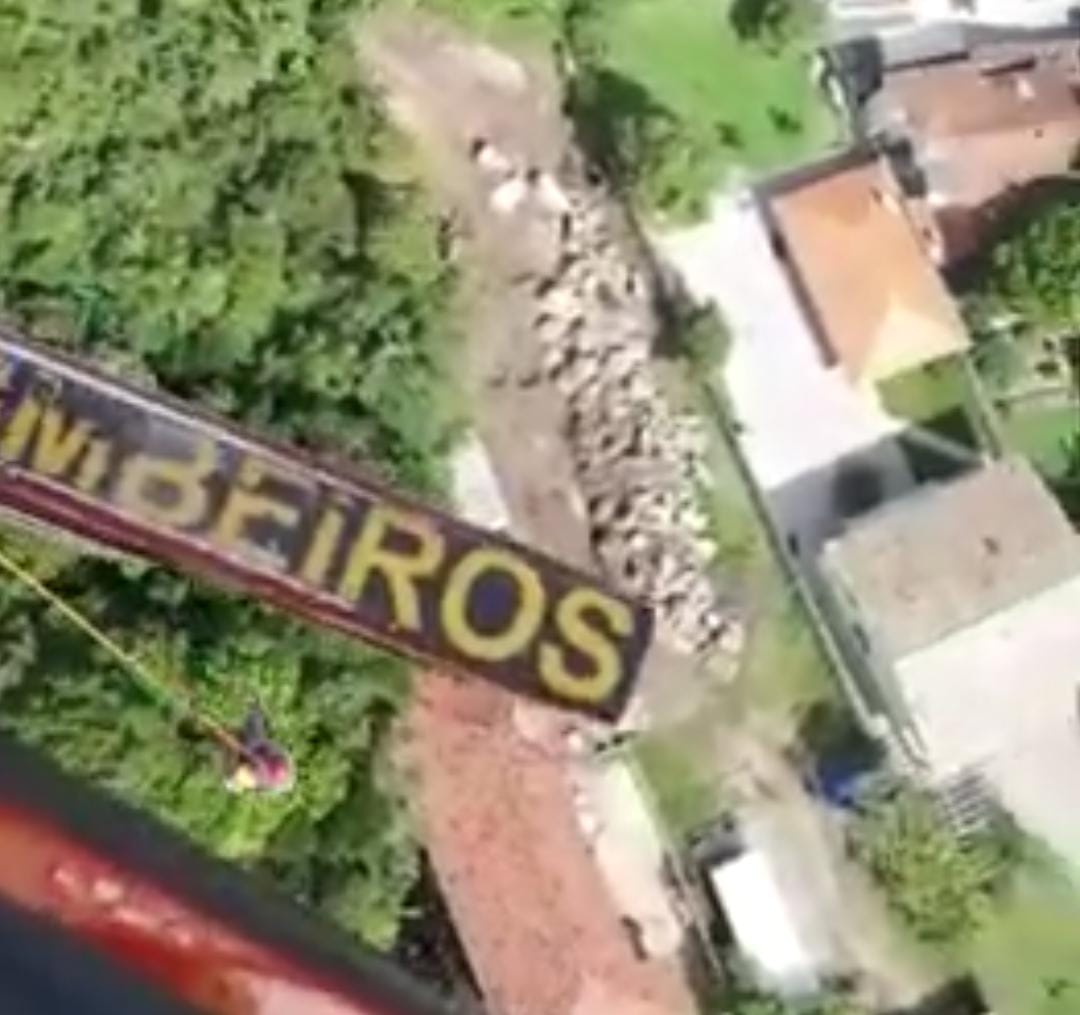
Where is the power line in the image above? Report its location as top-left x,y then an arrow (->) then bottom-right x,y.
0,542 -> 257,765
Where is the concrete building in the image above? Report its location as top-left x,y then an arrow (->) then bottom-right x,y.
819,458 -> 1080,867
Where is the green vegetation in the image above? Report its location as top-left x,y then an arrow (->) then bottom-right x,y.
646,315 -> 838,725
0,0 -> 457,495
850,786 -> 1015,947
1001,404 -> 1079,478
419,0 -> 833,220
879,356 -> 1001,482
694,379 -> 837,721
879,358 -> 987,448
633,717 -> 721,839
621,312 -> 839,843
966,195 -> 1080,334
0,0 -> 461,947
960,194 -> 1080,518
718,993 -> 869,1015
730,0 -> 815,51
999,402 -> 1080,520
566,0 -> 832,219
969,849 -> 1080,1015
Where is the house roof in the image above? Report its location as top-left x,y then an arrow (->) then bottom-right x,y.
822,458 -> 1080,659
867,44 -> 1080,209
769,157 -> 970,384
408,676 -> 695,1015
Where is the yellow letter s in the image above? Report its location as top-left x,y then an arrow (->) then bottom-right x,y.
540,588 -> 633,706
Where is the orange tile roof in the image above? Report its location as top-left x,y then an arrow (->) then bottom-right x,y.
408,676 -> 696,1015
770,158 -> 970,384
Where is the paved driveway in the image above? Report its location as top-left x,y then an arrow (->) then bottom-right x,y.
657,190 -> 914,554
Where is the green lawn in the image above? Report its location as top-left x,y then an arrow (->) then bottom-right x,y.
694,379 -> 838,721
582,0 -> 834,218
623,359 -> 840,843
1001,403 -> 1078,479
878,357 -> 994,453
413,0 -> 836,220
665,361 -> 840,723
879,359 -> 972,424
998,400 -> 1079,520
596,0 -> 831,165
968,854 -> 1080,1014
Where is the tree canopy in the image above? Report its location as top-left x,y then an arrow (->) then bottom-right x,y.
0,0 -> 460,949
966,195 -> 1080,337
849,786 -> 1013,946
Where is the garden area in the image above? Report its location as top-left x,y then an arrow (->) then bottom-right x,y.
845,781 -> 1080,1015
959,191 -> 1080,521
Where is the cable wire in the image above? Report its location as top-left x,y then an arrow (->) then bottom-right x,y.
0,542 -> 256,763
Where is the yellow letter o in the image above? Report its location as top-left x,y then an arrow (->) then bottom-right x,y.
442,549 -> 545,662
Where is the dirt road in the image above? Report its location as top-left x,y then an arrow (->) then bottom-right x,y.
359,12 -> 593,567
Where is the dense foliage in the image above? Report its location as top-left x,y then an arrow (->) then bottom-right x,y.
850,787 -> 1013,946
0,0 -> 460,947
966,195 -> 1080,337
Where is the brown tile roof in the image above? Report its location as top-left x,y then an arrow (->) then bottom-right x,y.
770,157 -> 970,384
822,458 -> 1080,659
869,40 -> 1080,210
408,676 -> 696,1015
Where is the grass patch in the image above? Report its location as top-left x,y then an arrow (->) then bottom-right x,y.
622,353 -> 840,849
881,357 -> 1005,482
633,718 -> 721,841
739,576 -> 837,720
696,382 -> 838,719
1000,403 -> 1078,480
879,358 -> 972,424
968,851 -> 1080,1014
572,0 -> 835,219
878,357 -> 991,453
412,0 -> 835,220
999,400 -> 1080,520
